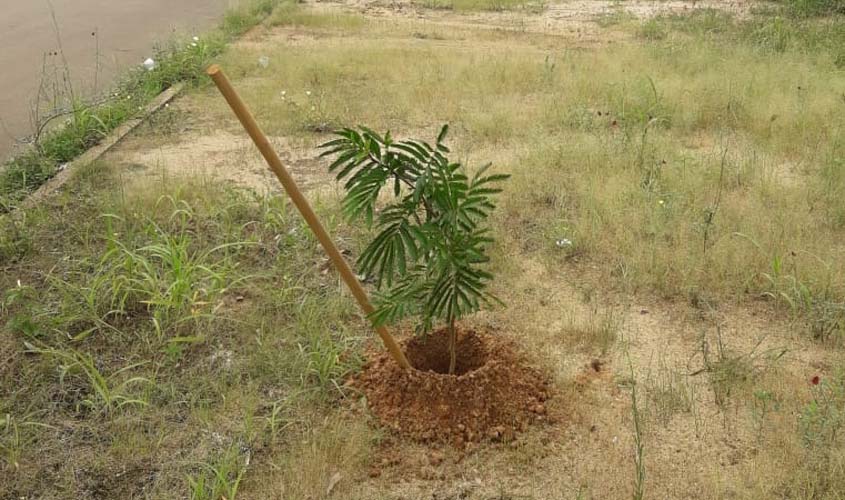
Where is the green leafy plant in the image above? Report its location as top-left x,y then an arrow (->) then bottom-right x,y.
319,125 -> 508,374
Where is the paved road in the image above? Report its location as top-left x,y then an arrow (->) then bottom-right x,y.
0,0 -> 235,162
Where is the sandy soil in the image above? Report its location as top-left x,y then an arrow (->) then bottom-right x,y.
108,96 -> 335,195
314,0 -> 758,43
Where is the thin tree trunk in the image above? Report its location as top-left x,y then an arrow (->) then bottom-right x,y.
448,319 -> 457,375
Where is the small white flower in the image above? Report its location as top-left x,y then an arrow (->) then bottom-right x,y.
143,57 -> 156,71
16,279 -> 22,288
305,90 -> 312,96
164,103 -> 170,108
193,36 -> 200,42
191,42 -> 197,47
658,199 -> 665,205
258,55 -> 270,68
281,90 -> 286,96
555,238 -> 573,248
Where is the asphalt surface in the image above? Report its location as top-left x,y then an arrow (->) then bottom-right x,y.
0,0 -> 234,162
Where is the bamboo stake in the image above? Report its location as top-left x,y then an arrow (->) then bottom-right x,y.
206,64 -> 412,370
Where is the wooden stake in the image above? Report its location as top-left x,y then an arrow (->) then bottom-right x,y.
206,64 -> 412,370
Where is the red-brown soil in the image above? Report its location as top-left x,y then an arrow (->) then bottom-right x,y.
352,328 -> 553,446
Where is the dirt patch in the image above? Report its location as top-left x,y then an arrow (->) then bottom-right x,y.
105,128 -> 334,195
320,0 -> 757,47
353,328 -> 553,446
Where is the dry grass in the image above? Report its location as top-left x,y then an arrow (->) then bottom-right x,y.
2,0 -> 845,498
207,4 -> 845,332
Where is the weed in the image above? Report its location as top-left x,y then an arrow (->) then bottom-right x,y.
779,0 -> 845,17
701,148 -> 727,255
0,214 -> 32,262
281,88 -> 337,132
0,413 -> 55,471
187,445 -> 249,500
262,399 -> 295,444
748,16 -> 794,52
269,4 -> 367,30
635,118 -> 665,193
564,306 -> 619,355
691,327 -> 786,407
2,282 -> 41,339
127,35 -> 226,95
661,9 -> 735,37
627,356 -> 646,500
643,358 -> 695,426
800,369 -> 845,449
751,389 -> 779,441
24,344 -> 149,415
48,196 -> 254,344
100,211 -> 249,339
0,152 -> 56,210
222,0 -> 279,36
765,260 -> 844,341
809,300 -> 845,344
639,19 -> 668,41
296,320 -> 361,396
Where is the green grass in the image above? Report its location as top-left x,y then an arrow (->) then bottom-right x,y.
269,3 -> 368,29
0,159 -> 374,496
638,18 -> 668,40
186,444 -> 248,500
23,345 -> 150,415
634,8 -> 845,59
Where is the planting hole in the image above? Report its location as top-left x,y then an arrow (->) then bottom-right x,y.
353,329 -> 552,445
406,328 -> 488,375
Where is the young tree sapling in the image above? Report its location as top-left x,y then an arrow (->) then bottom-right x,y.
320,125 -> 508,374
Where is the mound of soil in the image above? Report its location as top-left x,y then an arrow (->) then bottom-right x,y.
352,328 -> 552,446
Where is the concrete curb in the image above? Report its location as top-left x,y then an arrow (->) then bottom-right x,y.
20,82 -> 184,210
